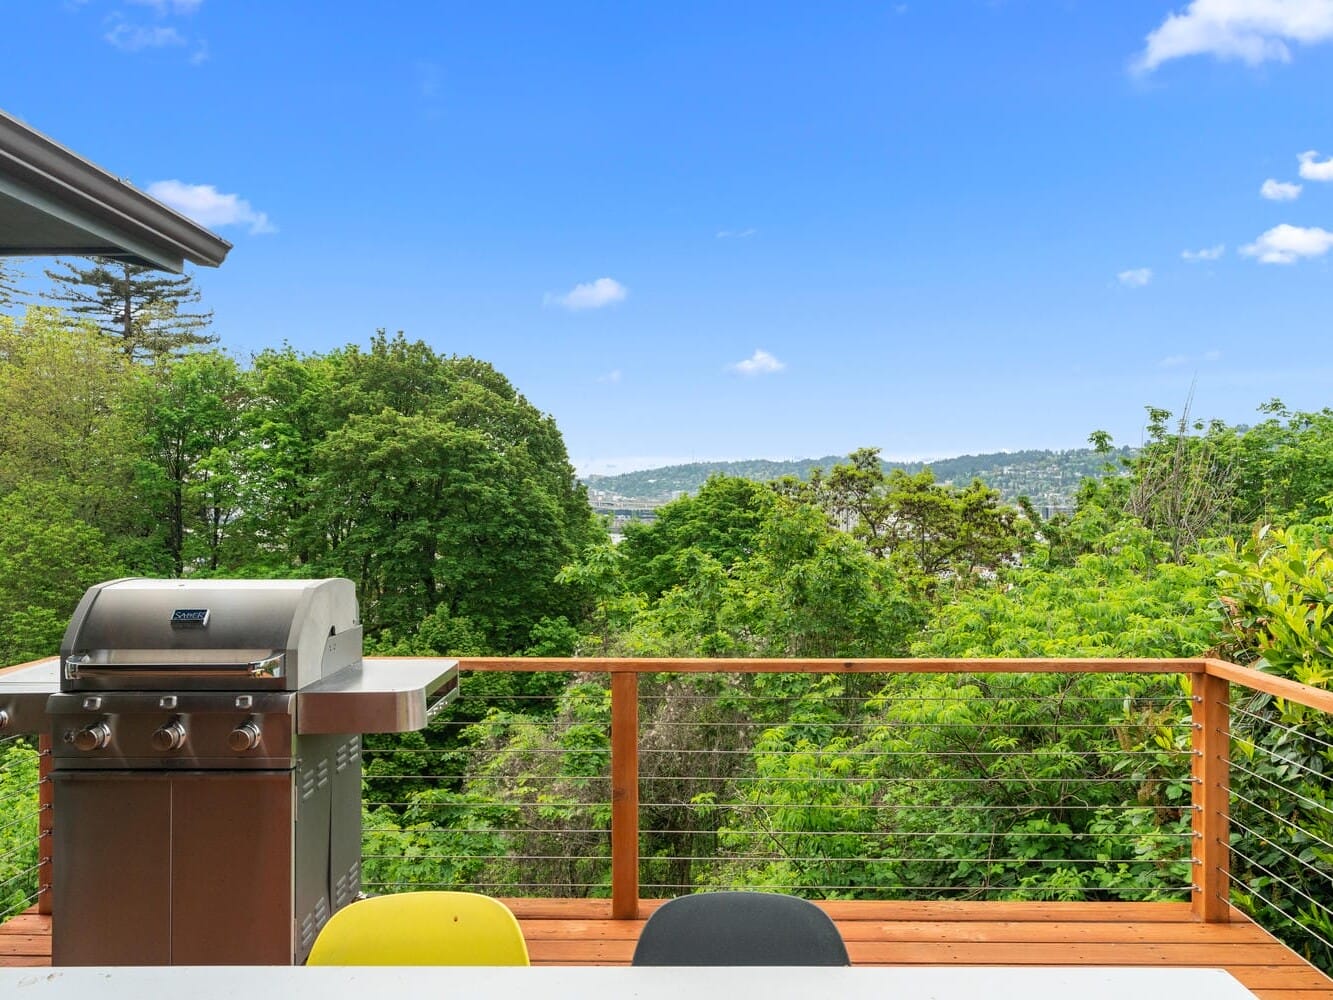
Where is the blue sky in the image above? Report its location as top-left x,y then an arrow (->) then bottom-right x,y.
6,1 -> 1333,474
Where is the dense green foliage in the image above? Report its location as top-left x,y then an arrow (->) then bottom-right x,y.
0,299 -> 1329,965
0,308 -> 598,917
1214,526 -> 1333,968
0,738 -> 39,919
363,401 -> 1333,972
0,312 -> 595,656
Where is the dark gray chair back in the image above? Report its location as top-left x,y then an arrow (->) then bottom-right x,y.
631,891 -> 850,966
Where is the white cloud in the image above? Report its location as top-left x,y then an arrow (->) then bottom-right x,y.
146,180 -> 276,235
1132,0 -> 1333,73
1182,244 -> 1226,261
545,277 -> 628,311
1261,178 -> 1303,200
730,349 -> 786,376
1298,149 -> 1333,180
105,23 -> 185,51
127,0 -> 203,12
1117,268 -> 1153,287
596,369 -> 622,384
1240,223 -> 1333,263
716,228 -> 756,239
104,1 -> 205,59
1159,350 -> 1223,367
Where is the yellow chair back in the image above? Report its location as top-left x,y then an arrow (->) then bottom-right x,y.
307,891 -> 530,966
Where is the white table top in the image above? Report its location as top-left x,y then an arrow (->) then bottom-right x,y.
0,965 -> 1259,999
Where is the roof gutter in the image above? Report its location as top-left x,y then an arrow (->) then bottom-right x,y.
0,109 -> 232,272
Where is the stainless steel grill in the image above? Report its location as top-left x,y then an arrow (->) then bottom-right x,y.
0,577 -> 457,967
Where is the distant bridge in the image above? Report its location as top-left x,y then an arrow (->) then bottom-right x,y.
589,496 -> 668,531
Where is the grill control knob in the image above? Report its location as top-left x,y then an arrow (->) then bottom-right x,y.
227,719 -> 262,752
151,719 -> 187,752
73,721 -> 112,752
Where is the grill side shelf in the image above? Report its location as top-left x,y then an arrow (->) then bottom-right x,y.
0,658 -> 60,734
295,658 -> 459,735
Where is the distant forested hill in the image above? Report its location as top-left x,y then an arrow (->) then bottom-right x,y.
583,446 -> 1137,508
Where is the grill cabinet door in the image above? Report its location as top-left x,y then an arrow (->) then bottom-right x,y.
53,770 -> 296,965
170,772 -> 293,964
52,773 -> 173,966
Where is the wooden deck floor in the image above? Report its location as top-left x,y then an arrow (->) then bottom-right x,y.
3,901 -> 1330,999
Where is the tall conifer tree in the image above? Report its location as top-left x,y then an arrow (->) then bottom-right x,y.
0,260 -> 21,311
43,257 -> 215,362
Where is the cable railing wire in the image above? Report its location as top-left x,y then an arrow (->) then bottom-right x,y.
361,671 -> 1197,908
1231,706 -> 1333,752
0,864 -> 40,894
1227,816 -> 1333,890
1222,700 -> 1333,976
360,880 -> 1189,897
1230,762 -> 1333,820
635,694 -> 1189,705
366,773 -> 1187,785
1223,871 -> 1333,958
634,882 -> 1187,896
636,801 -> 1175,811
0,807 -> 39,837
364,743 -> 1191,759
1228,739 -> 1332,786
1228,847 -> 1333,932
363,825 -> 1191,841
1229,789 -> 1333,855
0,735 -> 40,924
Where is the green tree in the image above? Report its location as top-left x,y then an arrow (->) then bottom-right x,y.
619,476 -> 774,598
0,483 -> 123,663
43,258 -> 214,362
1125,405 -> 1235,563
1216,400 -> 1333,528
231,346 -> 339,571
0,309 -> 146,534
1215,524 -> 1333,690
0,260 -> 22,311
915,520 -> 1218,659
261,334 -> 597,650
724,498 -> 923,658
133,351 -> 249,575
790,448 -> 1030,594
590,496 -> 923,660
1214,525 -> 1333,972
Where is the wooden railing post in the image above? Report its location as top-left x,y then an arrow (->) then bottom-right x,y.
1191,671 -> 1230,922
610,670 -> 639,919
38,733 -> 53,915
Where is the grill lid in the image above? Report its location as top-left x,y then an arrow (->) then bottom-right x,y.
60,578 -> 362,692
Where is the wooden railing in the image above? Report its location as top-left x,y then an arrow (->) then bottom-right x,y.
10,656 -> 1333,934
453,657 -> 1333,923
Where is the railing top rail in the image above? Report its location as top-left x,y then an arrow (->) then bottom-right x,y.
450,656 -> 1333,718
455,656 -> 1206,675
10,652 -> 1328,714
1204,658 -> 1333,716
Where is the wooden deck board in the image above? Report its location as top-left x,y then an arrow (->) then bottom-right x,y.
3,901 -> 1330,999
